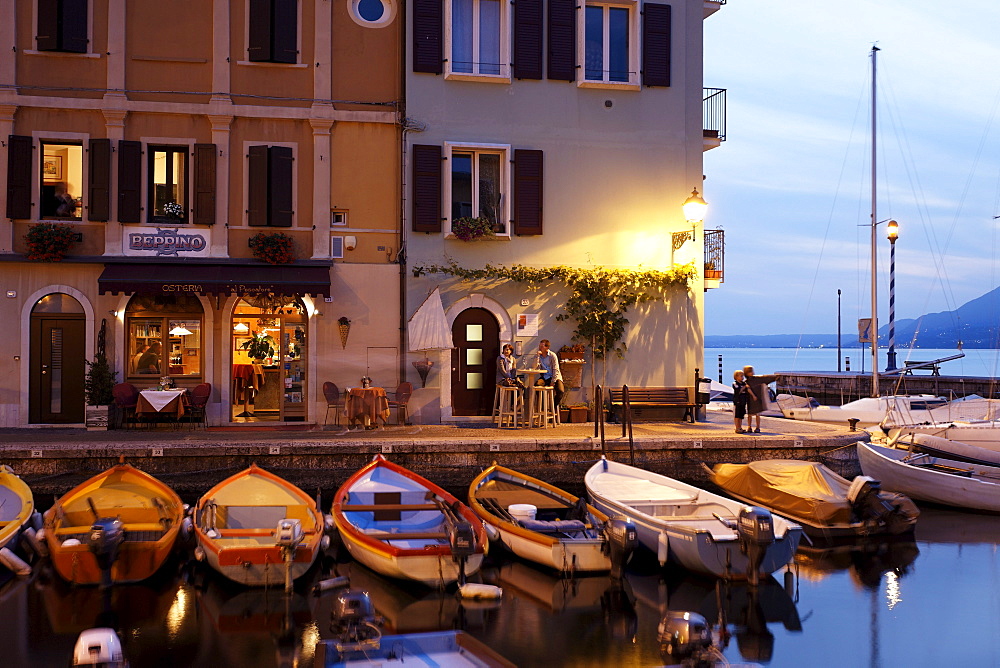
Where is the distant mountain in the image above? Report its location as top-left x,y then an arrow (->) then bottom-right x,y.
707,285 -> 1000,348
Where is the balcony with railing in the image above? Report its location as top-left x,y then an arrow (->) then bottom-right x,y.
703,0 -> 727,18
703,88 -> 727,150
704,229 -> 724,289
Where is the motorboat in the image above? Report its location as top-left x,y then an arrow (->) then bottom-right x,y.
0,465 -> 38,576
43,463 -> 184,585
332,455 -> 487,587
776,394 -> 955,428
192,464 -> 324,588
877,431 -> 1000,467
468,463 -> 625,574
584,457 -> 802,583
882,419 -> 1000,461
857,441 -> 1000,513
707,459 -> 918,539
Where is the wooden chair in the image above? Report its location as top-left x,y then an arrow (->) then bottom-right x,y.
186,382 -> 212,429
387,382 -> 413,425
323,382 -> 345,426
112,382 -> 140,429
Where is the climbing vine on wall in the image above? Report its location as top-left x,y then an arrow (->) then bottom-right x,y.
412,262 -> 697,359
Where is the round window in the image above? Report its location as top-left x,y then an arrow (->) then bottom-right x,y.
348,0 -> 395,27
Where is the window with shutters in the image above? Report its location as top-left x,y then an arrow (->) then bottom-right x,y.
580,0 -> 638,88
148,147 -> 189,224
246,0 -> 300,64
444,142 -> 510,237
445,0 -> 511,81
246,144 -> 296,228
34,0 -> 91,54
40,142 -> 83,221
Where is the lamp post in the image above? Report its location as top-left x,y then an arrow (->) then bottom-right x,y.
885,220 -> 899,371
837,289 -> 842,372
682,188 -> 708,230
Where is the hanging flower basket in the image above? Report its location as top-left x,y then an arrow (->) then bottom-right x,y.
249,232 -> 296,264
451,216 -> 495,241
412,358 -> 434,388
338,316 -> 351,349
24,223 -> 78,262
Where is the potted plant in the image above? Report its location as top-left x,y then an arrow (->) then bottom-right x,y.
567,403 -> 589,423
84,354 -> 117,431
163,201 -> 185,221
24,222 -> 78,261
249,232 -> 296,264
704,261 -> 722,280
240,332 -> 276,362
557,343 -> 586,362
451,216 -> 495,241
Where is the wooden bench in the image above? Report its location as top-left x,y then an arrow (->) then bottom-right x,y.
903,361 -> 941,376
607,386 -> 696,423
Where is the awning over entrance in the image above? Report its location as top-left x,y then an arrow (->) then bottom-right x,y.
98,262 -> 332,297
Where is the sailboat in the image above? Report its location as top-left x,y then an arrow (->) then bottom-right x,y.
777,47 -> 978,429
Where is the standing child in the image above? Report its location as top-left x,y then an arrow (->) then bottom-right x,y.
732,370 -> 755,434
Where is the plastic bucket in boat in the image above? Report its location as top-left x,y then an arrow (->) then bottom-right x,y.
507,504 -> 537,523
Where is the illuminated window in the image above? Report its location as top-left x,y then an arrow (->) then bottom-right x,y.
126,296 -> 203,378
40,143 -> 83,221
148,146 -> 189,223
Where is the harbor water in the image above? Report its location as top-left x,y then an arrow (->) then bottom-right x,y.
4,503 -> 1000,667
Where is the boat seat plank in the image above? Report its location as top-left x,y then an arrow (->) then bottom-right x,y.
593,474 -> 698,504
477,489 -> 566,509
365,531 -> 448,540
341,503 -> 440,512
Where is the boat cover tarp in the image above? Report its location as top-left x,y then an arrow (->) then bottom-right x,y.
711,460 -> 851,525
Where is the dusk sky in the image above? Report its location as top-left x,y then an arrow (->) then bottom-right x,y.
701,1 -> 1000,339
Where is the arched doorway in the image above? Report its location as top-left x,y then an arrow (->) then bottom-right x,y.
451,307 -> 500,416
29,293 -> 85,424
231,295 -> 308,422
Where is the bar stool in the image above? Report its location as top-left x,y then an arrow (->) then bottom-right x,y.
496,385 -> 523,429
529,386 -> 558,428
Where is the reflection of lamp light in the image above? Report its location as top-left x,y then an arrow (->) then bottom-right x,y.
233,322 -> 249,333
169,325 -> 193,336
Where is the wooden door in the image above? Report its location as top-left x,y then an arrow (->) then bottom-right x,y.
451,308 -> 500,416
30,317 -> 86,423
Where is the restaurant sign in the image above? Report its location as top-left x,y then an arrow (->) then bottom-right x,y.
123,227 -> 211,257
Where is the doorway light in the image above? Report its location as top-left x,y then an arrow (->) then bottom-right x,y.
169,325 -> 193,336
233,322 -> 249,333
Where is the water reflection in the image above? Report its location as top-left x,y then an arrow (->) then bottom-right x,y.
794,538 -> 919,589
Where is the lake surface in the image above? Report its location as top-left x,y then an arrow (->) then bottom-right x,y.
4,505 -> 1000,667
706,347 -> 1000,381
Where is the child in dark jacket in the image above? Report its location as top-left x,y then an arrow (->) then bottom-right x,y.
732,370 -> 755,433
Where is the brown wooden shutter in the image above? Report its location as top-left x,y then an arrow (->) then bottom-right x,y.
5,135 -> 33,220
268,146 -> 293,227
117,140 -> 142,223
36,0 -> 60,51
513,0 -> 543,80
642,3 -> 671,87
193,143 -> 216,226
272,0 -> 298,64
413,0 -> 443,74
87,138 -> 111,222
412,144 -> 442,233
247,145 -> 269,226
547,0 -> 576,81
513,149 -> 543,235
62,0 -> 90,53
248,0 -> 272,62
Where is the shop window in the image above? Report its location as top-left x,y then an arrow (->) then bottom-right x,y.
40,142 -> 83,221
148,146 -> 189,223
125,295 -> 203,379
583,1 -> 637,86
447,144 -> 507,235
36,0 -> 89,53
248,0 -> 299,64
247,145 -> 294,227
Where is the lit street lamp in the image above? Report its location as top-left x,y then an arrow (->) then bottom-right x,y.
886,220 -> 899,371
682,188 -> 708,227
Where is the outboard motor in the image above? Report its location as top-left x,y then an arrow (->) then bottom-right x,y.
330,590 -> 381,650
657,611 -> 712,666
87,518 -> 124,588
847,476 -> 915,534
737,507 -> 774,586
448,520 -> 477,585
602,518 -> 638,581
72,627 -> 128,668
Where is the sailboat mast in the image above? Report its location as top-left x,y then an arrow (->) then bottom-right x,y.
870,45 -> 880,397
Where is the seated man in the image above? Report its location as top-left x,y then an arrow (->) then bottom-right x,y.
533,339 -> 564,407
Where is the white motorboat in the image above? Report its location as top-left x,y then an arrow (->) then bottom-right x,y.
584,457 -> 802,582
857,441 -> 1000,513
777,394 -> 954,428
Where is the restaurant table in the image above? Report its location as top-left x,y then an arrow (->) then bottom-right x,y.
136,389 -> 187,421
518,369 -> 547,428
344,387 -> 390,429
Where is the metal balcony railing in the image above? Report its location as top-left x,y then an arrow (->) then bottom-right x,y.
704,229 -> 724,283
703,88 -> 727,143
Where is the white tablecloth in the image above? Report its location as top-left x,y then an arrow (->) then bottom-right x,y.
139,389 -> 186,412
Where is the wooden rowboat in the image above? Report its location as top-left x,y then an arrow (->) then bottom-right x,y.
332,455 -> 487,586
43,463 -> 183,585
0,465 -> 37,575
585,457 -> 802,582
468,463 -> 611,573
193,464 -> 324,588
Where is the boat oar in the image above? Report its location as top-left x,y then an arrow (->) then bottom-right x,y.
87,497 -> 100,521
